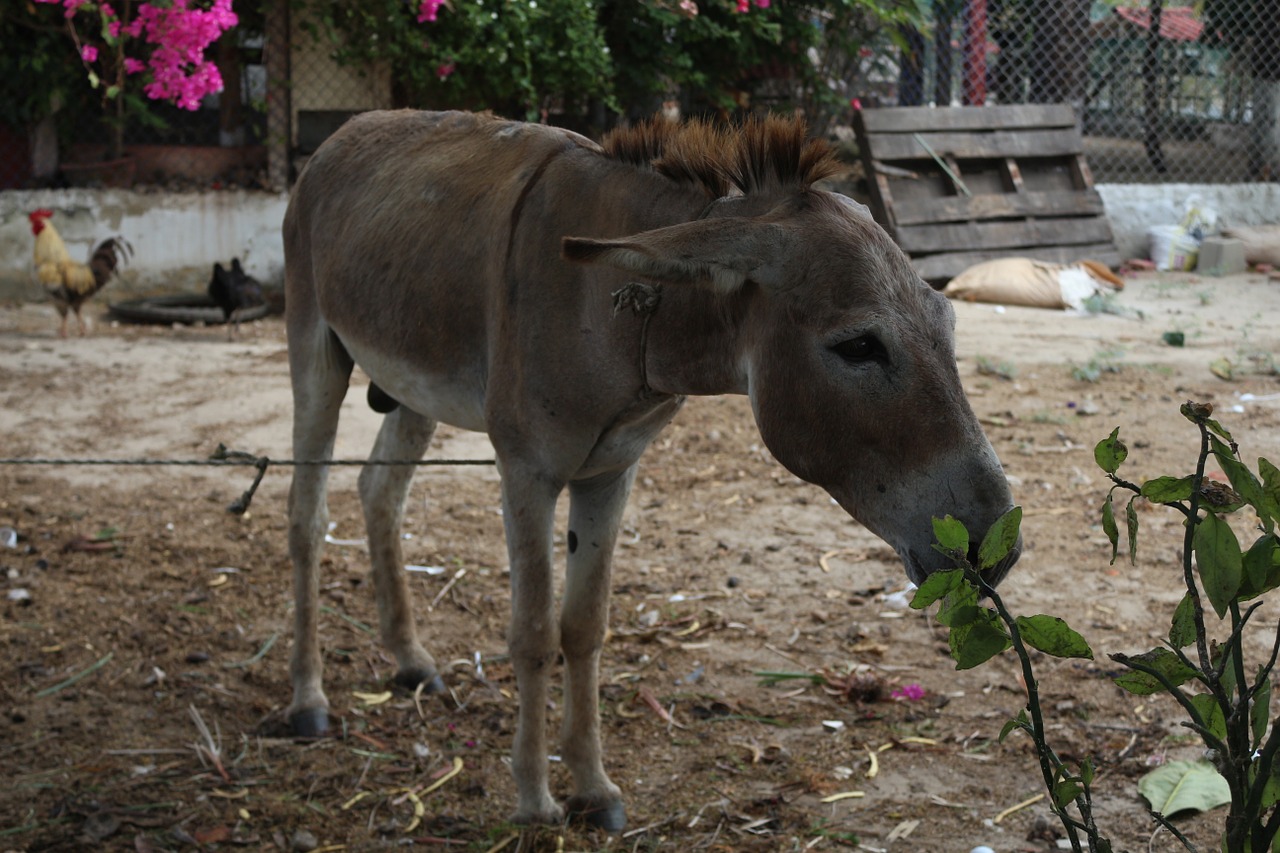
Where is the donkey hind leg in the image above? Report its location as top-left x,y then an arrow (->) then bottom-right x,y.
560,467 -> 637,831
286,331 -> 354,737
502,468 -> 565,825
358,405 -> 444,694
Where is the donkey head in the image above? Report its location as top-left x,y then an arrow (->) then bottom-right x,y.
564,186 -> 1019,588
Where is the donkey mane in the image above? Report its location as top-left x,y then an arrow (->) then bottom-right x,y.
599,113 -> 840,200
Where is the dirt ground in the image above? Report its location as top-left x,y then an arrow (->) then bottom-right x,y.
2,270 -> 1279,853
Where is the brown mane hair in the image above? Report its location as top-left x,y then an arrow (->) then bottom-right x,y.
600,112 -> 839,199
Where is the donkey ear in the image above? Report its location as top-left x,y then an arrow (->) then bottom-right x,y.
562,218 -> 789,294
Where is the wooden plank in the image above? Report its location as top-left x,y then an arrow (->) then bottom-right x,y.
1069,153 -> 1096,190
890,190 -> 1106,226
857,105 -> 1078,134
896,217 -> 1114,255
867,128 -> 1084,161
1002,158 -> 1025,193
871,171 -> 896,232
914,244 -> 1122,283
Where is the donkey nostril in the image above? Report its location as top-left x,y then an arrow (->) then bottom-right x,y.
966,541 -> 982,568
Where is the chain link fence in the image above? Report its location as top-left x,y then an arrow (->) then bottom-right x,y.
1,1 -> 1276,190
886,0 -> 1279,183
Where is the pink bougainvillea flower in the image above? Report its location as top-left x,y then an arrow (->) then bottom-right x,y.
850,97 -> 863,110
753,0 -> 770,7
417,0 -> 445,23
678,0 -> 698,18
736,0 -> 749,11
436,62 -> 456,80
890,683 -> 926,701
43,0 -> 237,109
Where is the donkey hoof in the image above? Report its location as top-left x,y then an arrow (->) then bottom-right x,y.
566,795 -> 627,832
288,707 -> 331,738
394,668 -> 445,695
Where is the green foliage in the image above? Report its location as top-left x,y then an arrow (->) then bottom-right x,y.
917,402 -> 1280,852
1071,348 -> 1125,383
298,0 -> 616,121
0,3 -> 93,133
1095,403 -> 1280,850
294,0 -> 924,131
1015,615 -> 1093,660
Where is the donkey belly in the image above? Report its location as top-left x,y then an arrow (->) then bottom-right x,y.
341,336 -> 488,433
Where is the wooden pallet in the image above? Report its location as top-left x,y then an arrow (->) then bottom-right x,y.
852,105 -> 1119,284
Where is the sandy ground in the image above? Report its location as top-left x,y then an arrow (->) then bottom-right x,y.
1,269 -> 1279,852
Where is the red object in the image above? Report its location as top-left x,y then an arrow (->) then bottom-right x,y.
963,0 -> 988,105
28,209 -> 53,235
1114,6 -> 1203,41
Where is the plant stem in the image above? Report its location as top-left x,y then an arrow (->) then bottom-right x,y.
980,577 -> 1096,852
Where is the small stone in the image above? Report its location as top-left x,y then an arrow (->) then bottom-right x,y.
727,575 -> 741,587
291,829 -> 318,852
7,588 -> 32,605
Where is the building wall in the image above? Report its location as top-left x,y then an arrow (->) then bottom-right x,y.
1097,182 -> 1280,260
0,189 -> 289,301
2,183 -> 1278,303
289,12 -> 393,150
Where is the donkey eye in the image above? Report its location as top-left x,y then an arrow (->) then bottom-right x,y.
830,335 -> 883,363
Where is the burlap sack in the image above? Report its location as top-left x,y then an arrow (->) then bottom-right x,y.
942,258 -> 1121,309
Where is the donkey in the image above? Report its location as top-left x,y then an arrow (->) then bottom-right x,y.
282,110 -> 1019,831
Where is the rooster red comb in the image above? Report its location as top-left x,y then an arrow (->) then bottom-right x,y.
29,209 -> 54,223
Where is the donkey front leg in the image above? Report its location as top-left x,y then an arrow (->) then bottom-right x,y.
559,468 -> 636,831
501,470 -> 565,825
358,405 -> 445,694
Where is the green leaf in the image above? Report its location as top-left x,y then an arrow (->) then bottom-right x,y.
1242,534 -> 1279,597
1095,427 -> 1127,474
1252,674 -> 1272,748
1111,648 -> 1200,695
932,515 -> 969,557
910,568 -> 965,610
936,582 -> 981,629
1015,614 -> 1094,659
1194,512 -> 1244,619
1102,491 -> 1120,566
1204,417 -> 1234,444
976,506 -> 1022,572
1261,458 -> 1280,517
1053,777 -> 1083,810
999,709 -> 1029,743
1141,475 -> 1195,503
1217,644 -> 1239,701
1126,496 -> 1139,564
1081,757 -> 1096,787
1137,760 -> 1231,816
949,610 -> 1011,670
1263,763 -> 1280,810
1188,693 -> 1227,742
1211,436 -> 1270,523
1169,593 -> 1197,649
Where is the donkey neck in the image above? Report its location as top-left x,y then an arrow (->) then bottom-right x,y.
641,283 -> 749,398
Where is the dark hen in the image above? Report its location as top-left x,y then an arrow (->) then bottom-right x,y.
208,258 -> 264,337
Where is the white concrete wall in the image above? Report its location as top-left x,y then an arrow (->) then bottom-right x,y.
1098,182 -> 1280,261
1,189 -> 289,301
2,182 -> 1278,303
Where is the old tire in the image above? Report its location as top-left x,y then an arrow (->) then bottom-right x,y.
107,293 -> 270,326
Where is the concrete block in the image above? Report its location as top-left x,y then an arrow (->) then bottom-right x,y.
1196,237 -> 1249,276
